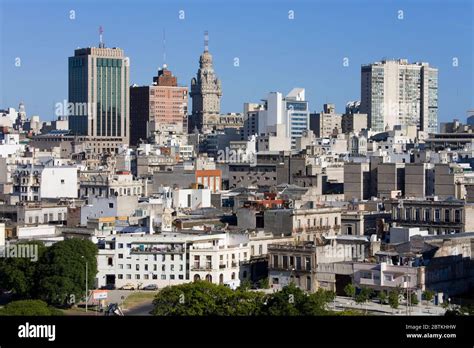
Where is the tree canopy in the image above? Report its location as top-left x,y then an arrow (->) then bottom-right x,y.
152,281 -> 336,316
0,299 -> 63,316
0,239 -> 97,306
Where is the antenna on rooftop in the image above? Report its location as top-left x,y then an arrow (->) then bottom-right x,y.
163,28 -> 167,68
99,26 -> 105,48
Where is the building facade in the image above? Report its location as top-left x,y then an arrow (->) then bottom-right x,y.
68,46 -> 130,150
189,32 -> 222,133
360,59 -> 438,133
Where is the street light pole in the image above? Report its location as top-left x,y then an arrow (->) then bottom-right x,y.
85,260 -> 88,313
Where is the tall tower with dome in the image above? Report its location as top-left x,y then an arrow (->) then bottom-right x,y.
189,31 -> 222,133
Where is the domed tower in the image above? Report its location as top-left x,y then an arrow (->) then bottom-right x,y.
190,31 -> 222,133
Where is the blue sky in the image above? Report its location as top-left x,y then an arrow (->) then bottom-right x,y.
0,0 -> 473,122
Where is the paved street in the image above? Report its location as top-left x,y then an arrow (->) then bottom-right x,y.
329,296 -> 446,316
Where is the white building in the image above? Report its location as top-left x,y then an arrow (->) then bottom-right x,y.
172,188 -> 211,210
0,133 -> 24,158
361,59 -> 438,133
40,167 -> 78,199
96,231 -> 250,289
259,89 -> 310,148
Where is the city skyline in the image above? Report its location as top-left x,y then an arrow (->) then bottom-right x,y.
1,0 -> 473,124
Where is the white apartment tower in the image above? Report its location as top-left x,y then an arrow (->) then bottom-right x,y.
360,59 -> 438,133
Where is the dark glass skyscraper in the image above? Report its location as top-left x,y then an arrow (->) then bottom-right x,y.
68,47 -> 130,147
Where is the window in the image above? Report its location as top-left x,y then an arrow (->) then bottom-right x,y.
424,209 -> 430,221
305,257 -> 311,270
306,276 -> 311,291
107,257 -> 113,266
109,203 -> 114,208
61,179 -> 65,184
361,271 -> 372,279
135,265 -> 140,271
384,274 -> 393,281
282,256 -> 288,269
118,274 -> 123,279
170,275 -> 175,280
435,209 -> 440,222
135,274 -> 140,279
126,264 -> 131,269
118,264 -> 123,269
118,243 -> 123,248
161,275 -> 166,280
144,265 -> 148,271
405,208 -> 412,220
273,255 -> 279,268
295,257 -> 302,270
335,217 -> 338,225
162,265 -> 165,271
126,274 -> 131,279
118,254 -> 123,259
144,274 -> 149,280
455,210 -> 461,223
444,209 -> 450,222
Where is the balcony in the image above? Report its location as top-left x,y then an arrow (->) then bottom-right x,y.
191,265 -> 213,271
130,246 -> 183,254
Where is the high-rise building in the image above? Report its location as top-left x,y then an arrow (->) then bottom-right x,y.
310,103 -> 342,138
68,43 -> 130,152
360,59 -> 438,133
242,103 -> 265,140
259,89 -> 310,148
189,31 -> 222,133
130,65 -> 188,146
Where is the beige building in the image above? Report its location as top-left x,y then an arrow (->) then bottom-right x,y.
130,65 -> 188,146
310,104 -> 342,138
404,163 -> 434,198
387,198 -> 474,235
344,162 -> 371,201
341,112 -> 368,134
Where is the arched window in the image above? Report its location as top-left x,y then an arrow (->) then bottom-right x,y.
219,274 -> 224,284
205,274 -> 212,283
193,274 -> 201,282
231,272 -> 235,280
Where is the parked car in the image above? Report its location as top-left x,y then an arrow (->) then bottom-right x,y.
120,283 -> 135,290
100,284 -> 116,290
224,280 -> 241,291
142,284 -> 158,291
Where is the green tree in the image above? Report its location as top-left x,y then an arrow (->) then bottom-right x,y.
262,283 -> 306,316
389,289 -> 400,310
410,292 -> 419,306
37,239 -> 98,306
355,287 -> 373,314
0,300 -> 63,316
0,241 -> 46,299
239,279 -> 252,291
423,289 -> 435,302
299,288 -> 335,315
152,281 -> 262,316
258,278 -> 270,289
378,291 -> 387,305
344,283 -> 356,299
